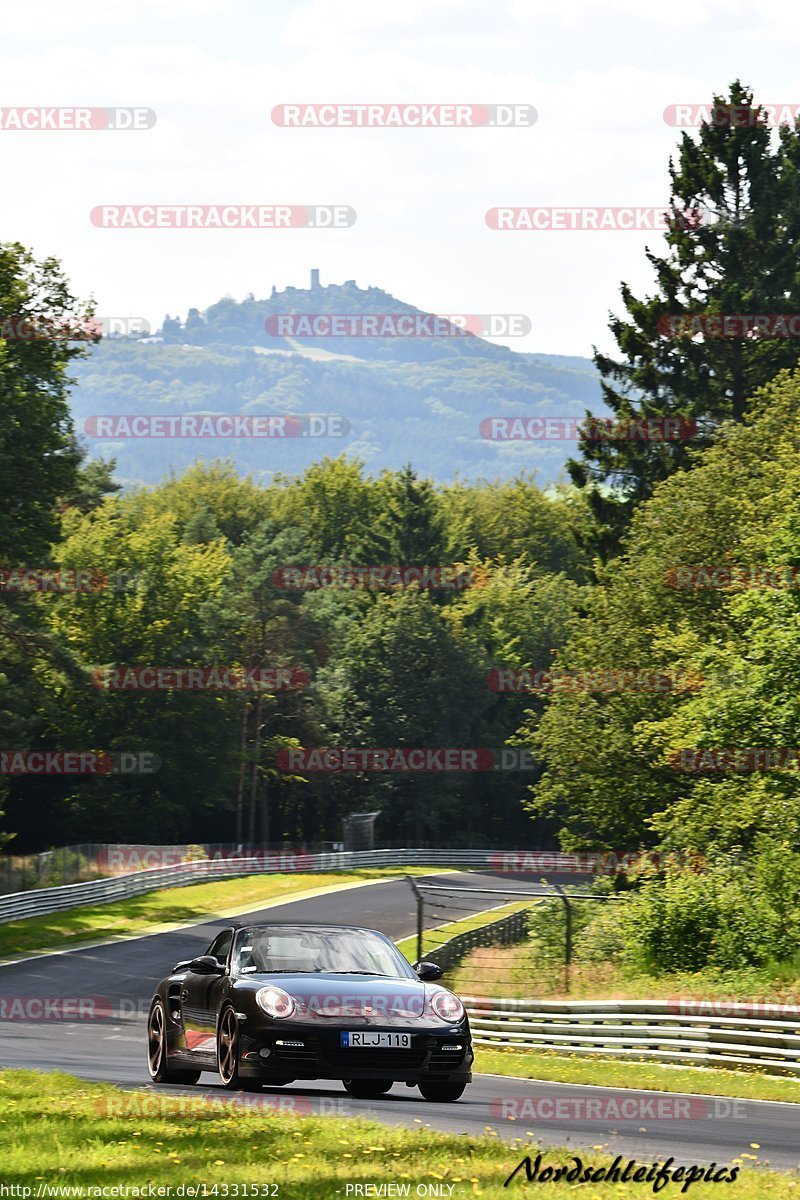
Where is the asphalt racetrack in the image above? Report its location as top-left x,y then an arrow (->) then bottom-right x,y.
0,871 -> 797,1172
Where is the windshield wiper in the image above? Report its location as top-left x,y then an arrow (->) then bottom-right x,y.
333,971 -> 394,977
242,968 -> 323,974
240,968 -> 397,977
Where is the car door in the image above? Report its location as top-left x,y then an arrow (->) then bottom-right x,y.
180,929 -> 233,1060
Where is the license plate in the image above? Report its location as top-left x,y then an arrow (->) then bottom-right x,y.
340,1031 -> 411,1049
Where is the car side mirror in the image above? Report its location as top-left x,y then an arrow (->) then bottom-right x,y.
414,961 -> 443,981
188,955 -> 226,975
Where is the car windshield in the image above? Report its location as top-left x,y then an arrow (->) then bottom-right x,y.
232,925 -> 415,979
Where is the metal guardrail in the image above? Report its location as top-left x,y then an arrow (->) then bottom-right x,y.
462,996 -> 800,1076
0,848 -> 541,924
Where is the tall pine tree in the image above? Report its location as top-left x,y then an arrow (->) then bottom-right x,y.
570,81 -> 800,549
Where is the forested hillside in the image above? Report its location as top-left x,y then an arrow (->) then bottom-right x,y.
68,277 -> 601,486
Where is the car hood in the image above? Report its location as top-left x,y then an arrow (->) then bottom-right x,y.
235,972 -> 451,1021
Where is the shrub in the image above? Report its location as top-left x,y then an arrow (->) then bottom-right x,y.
576,841 -> 800,974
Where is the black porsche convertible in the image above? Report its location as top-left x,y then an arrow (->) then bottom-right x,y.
146,922 -> 473,1101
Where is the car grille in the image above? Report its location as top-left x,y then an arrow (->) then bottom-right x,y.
427,1049 -> 464,1071
272,1045 -> 317,1064
325,1048 -> 428,1071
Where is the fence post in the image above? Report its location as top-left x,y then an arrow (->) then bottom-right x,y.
551,882 -> 572,993
406,875 -> 425,964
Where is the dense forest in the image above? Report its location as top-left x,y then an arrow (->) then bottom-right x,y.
0,446 -> 588,850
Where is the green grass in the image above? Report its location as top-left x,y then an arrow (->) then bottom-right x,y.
395,899 -> 535,962
0,1069 -> 794,1197
476,1046 -> 800,1104
0,869 -> 435,960
446,935 -> 800,1004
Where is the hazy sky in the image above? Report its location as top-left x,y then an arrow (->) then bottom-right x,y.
2,0 -> 799,356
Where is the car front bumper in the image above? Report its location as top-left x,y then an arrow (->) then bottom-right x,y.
238,1023 -> 474,1083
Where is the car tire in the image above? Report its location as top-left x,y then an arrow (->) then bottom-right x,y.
418,1081 -> 467,1102
147,1000 -> 201,1085
217,1004 -> 249,1089
342,1079 -> 393,1098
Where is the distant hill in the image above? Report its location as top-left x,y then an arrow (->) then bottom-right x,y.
68,272 -> 604,487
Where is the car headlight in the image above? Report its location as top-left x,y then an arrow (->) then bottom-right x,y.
430,990 -> 465,1021
255,986 -> 296,1019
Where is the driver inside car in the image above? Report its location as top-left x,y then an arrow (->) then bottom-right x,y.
238,935 -> 320,973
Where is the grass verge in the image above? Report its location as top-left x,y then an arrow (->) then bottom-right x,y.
0,869 -> 435,960
446,940 -> 800,1004
0,1069 -> 794,1197
476,1046 -> 800,1104
395,899 -> 535,962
